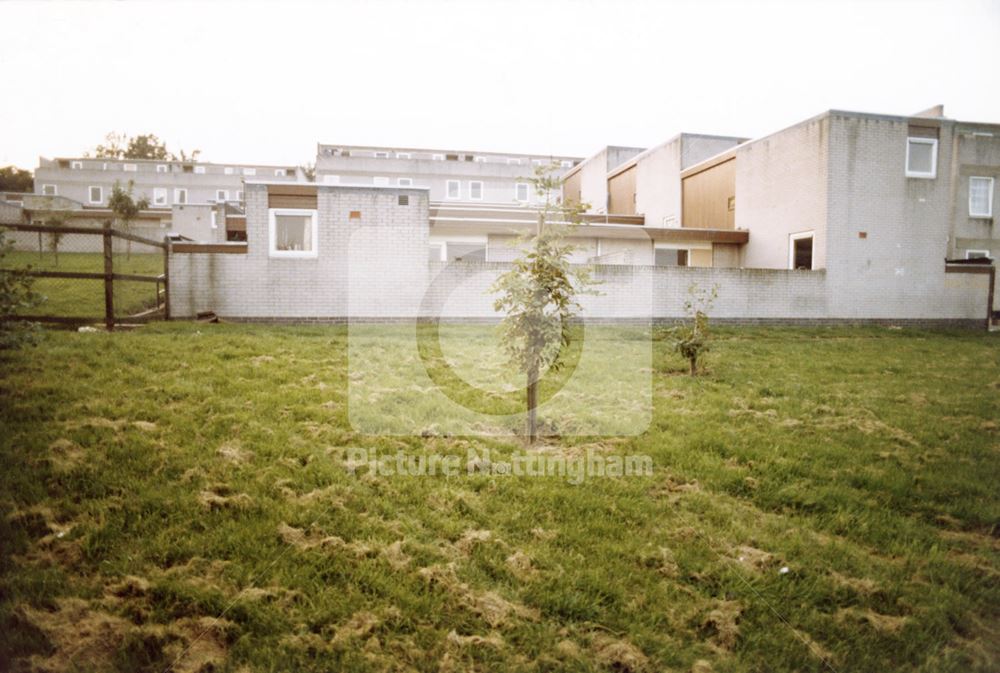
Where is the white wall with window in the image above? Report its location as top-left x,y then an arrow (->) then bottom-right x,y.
468,181 -> 484,200
123,164 -> 137,172
969,176 -> 994,217
242,168 -> 256,176
42,184 -> 56,196
71,161 -> 82,170
515,183 -> 530,202
398,178 -> 413,187
965,249 -> 992,259
373,177 -> 389,186
153,188 -> 168,206
789,231 -> 814,270
194,166 -> 206,175
446,180 -> 460,199
174,188 -> 187,205
905,137 -> 937,178
216,190 -> 229,202
274,169 -> 287,177
88,186 -> 103,204
156,164 -> 168,173
269,209 -> 318,258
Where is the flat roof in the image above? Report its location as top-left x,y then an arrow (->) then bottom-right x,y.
317,142 -> 582,161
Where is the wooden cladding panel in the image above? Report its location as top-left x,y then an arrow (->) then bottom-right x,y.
226,217 -> 246,232
682,158 -> 735,230
607,165 -> 637,215
562,171 -> 582,205
267,184 -> 317,209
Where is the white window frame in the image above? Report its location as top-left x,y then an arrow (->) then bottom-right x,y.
88,186 -> 103,204
216,189 -> 229,202
507,158 -> 521,165
515,183 -> 530,202
560,160 -> 573,168
123,163 -> 137,172
156,164 -> 168,173
71,161 -> 83,169
374,151 -> 389,159
210,211 -> 218,229
194,166 -> 206,175
174,188 -> 187,205
968,176 -> 994,218
242,167 -> 256,176
965,249 -> 992,259
274,168 -> 287,177
398,177 -> 413,187
788,231 -> 815,270
236,190 -> 244,201
396,152 -> 411,159
153,188 -> 167,206
532,159 -> 544,166
473,156 -> 487,163
42,184 -> 57,196
373,176 -> 389,186
469,181 -> 484,200
268,208 -> 319,259
446,180 -> 461,200
432,154 -> 445,161
905,137 -> 937,179
224,167 -> 235,175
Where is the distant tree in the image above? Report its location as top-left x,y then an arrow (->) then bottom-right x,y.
0,230 -> 42,349
107,181 -> 149,259
490,164 -> 597,443
0,166 -> 33,193
300,162 -> 316,181
670,283 -> 718,376
87,132 -> 201,162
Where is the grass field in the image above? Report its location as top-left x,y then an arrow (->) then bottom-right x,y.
1,323 -> 998,672
2,251 -> 163,319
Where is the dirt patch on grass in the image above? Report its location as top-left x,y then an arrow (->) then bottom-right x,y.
829,570 -> 879,595
47,438 -> 85,472
132,420 -> 158,432
791,627 -> 836,664
590,633 -> 650,673
505,550 -> 536,578
197,489 -> 253,511
331,610 -> 381,644
731,545 -> 776,573
700,600 -> 742,650
276,523 -> 345,551
383,540 -> 411,569
418,563 -> 538,627
455,528 -> 496,555
446,630 -> 504,648
835,607 -> 908,634
217,441 -> 252,464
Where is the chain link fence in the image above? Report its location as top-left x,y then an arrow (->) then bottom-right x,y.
0,223 -> 168,327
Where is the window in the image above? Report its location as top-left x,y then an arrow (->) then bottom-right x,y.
42,184 -> 56,196
654,248 -> 689,267
473,156 -> 487,163
88,186 -> 102,204
174,188 -> 187,205
236,190 -> 244,201
969,176 -> 994,217
789,232 -> 814,270
445,154 -> 459,161
532,159 -> 544,166
224,167 -> 234,175
156,164 -> 168,173
242,168 -> 256,176
905,137 -> 937,178
123,163 -> 137,172
216,190 -> 229,202
966,249 -> 991,259
71,161 -> 82,169
560,160 -> 573,168
210,211 -> 218,229
727,196 -> 736,212
515,183 -> 530,202
153,188 -> 167,206
507,158 -> 521,165
396,152 -> 411,159
398,195 -> 409,206
398,177 -> 412,186
469,181 -> 484,200
446,180 -> 460,199
269,208 -> 318,258
432,154 -> 445,161
373,177 -> 389,186
374,151 -> 389,158
274,169 -> 287,177
446,242 -> 486,262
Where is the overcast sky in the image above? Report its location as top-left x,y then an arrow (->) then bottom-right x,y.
1,0 -> 998,170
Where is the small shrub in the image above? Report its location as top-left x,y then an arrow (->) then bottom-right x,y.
670,283 -> 718,376
0,230 -> 42,349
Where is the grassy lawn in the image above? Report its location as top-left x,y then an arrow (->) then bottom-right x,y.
1,323 -> 998,672
2,251 -> 163,319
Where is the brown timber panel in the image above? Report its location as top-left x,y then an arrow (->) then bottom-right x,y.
682,158 -> 735,230
607,165 -> 637,215
268,184 -> 318,209
227,217 -> 247,232
562,171 -> 582,205
689,249 -> 713,267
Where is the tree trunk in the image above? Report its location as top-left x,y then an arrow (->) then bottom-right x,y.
526,366 -> 538,444
689,356 -> 697,377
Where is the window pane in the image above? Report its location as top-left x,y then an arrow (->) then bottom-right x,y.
447,244 -> 485,262
907,140 -> 934,174
654,249 -> 688,266
793,236 -> 813,269
970,177 -> 992,215
470,182 -> 483,199
275,215 -> 312,251
428,245 -> 442,263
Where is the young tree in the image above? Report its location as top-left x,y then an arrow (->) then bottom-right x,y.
107,181 -> 149,260
490,164 -> 597,443
0,230 -> 42,349
670,283 -> 718,376
0,166 -> 33,193
45,213 -> 69,266
125,134 -> 171,160
87,132 -> 201,162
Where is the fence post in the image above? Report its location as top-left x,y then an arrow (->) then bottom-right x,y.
103,221 -> 114,332
163,236 -> 171,321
